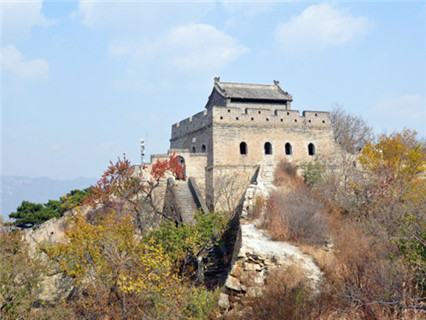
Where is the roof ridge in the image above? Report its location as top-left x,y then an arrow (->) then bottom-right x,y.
210,78 -> 293,102
219,81 -> 276,87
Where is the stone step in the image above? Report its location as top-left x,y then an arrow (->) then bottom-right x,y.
173,181 -> 199,223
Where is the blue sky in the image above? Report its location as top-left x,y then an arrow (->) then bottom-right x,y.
2,1 -> 426,180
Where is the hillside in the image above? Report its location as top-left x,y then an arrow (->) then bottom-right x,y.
0,130 -> 424,319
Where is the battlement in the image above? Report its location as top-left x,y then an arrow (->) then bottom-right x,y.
171,105 -> 330,143
212,106 -> 330,127
171,109 -> 212,140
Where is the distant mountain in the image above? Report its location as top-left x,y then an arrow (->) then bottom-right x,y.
1,176 -> 97,221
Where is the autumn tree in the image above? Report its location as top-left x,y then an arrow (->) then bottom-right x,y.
84,154 -> 184,234
44,212 -> 193,319
146,210 -> 226,278
359,129 -> 425,201
43,212 -> 220,319
358,129 -> 426,292
0,222 -> 44,319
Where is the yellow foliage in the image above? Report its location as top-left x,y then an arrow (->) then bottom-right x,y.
359,129 -> 425,179
44,212 -> 185,305
359,129 -> 426,203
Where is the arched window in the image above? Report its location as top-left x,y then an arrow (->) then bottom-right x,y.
308,143 -> 315,156
192,146 -> 196,153
201,144 -> 206,153
264,142 -> 272,155
240,142 -> 247,155
285,143 -> 292,155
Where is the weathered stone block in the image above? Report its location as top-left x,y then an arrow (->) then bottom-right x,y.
225,275 -> 243,291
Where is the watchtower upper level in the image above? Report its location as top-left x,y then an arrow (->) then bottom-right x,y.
205,77 -> 293,110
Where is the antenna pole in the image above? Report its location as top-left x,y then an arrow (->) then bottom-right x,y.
140,138 -> 145,165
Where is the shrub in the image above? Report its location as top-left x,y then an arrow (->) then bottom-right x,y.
262,188 -> 329,245
0,225 -> 45,319
274,159 -> 301,187
277,159 -> 298,176
241,265 -> 311,320
237,265 -> 343,320
183,286 -> 218,320
330,222 -> 421,319
301,157 -> 324,186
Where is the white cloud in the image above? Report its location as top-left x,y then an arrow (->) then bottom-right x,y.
165,24 -> 248,71
2,46 -> 49,80
109,23 -> 248,73
2,0 -> 56,43
275,3 -> 372,54
70,1 -> 214,38
372,94 -> 426,136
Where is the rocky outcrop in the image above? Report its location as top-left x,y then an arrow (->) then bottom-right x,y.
24,210 -> 80,303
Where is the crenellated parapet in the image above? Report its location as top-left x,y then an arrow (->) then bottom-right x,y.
171,109 -> 212,140
212,107 -> 330,127
171,106 -> 330,143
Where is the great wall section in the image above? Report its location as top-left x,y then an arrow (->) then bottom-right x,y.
22,78 -> 335,310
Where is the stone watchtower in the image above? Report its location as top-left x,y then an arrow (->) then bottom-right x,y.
152,78 -> 338,210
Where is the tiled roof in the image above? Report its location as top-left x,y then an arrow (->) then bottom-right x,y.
214,79 -> 292,101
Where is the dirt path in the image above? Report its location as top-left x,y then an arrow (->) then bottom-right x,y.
240,222 -> 322,288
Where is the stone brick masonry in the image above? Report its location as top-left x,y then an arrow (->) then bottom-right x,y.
153,78 -> 338,211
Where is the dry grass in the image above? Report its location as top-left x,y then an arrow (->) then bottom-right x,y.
299,245 -> 336,274
239,265 -> 311,320
262,188 -> 330,245
226,264 -> 350,320
273,159 -> 304,188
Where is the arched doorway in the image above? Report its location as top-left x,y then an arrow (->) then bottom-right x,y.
176,156 -> 186,180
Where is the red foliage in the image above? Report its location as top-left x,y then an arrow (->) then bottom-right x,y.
84,154 -> 184,215
150,153 -> 184,180
85,156 -> 133,206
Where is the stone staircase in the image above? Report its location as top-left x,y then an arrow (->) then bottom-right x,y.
173,180 -> 199,224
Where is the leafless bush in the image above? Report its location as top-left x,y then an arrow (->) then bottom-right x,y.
209,171 -> 251,213
234,265 -> 348,320
330,106 -> 374,154
328,221 -> 425,320
274,159 -> 301,187
278,159 -> 298,176
311,153 -> 364,210
262,188 -> 330,245
241,265 -> 311,320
